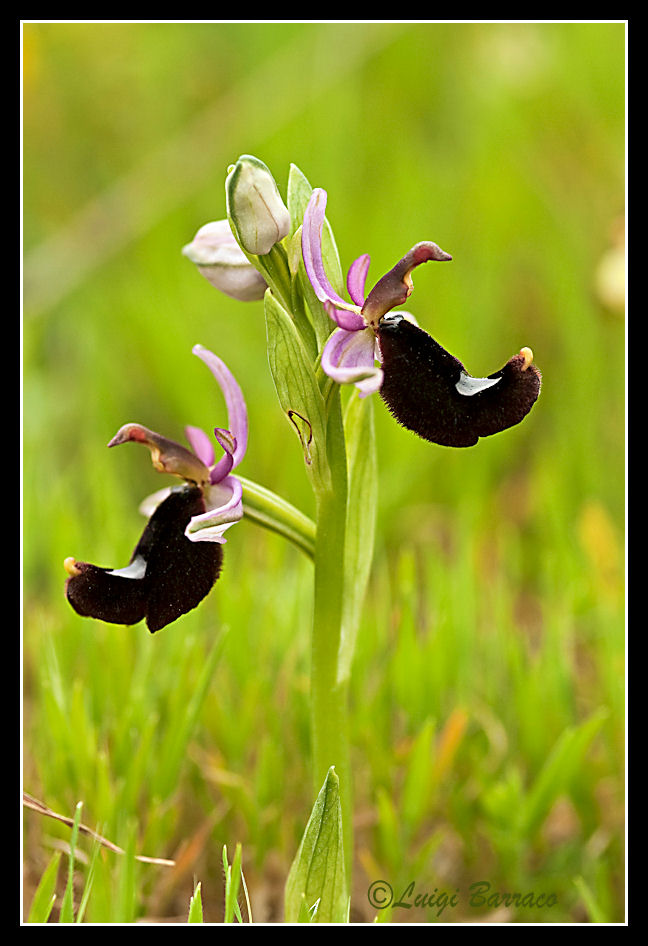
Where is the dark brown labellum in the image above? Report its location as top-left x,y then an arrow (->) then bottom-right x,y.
66,485 -> 223,632
377,315 -> 541,447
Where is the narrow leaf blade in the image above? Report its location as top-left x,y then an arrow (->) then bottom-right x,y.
27,851 -> 61,923
284,766 -> 347,923
58,801 -> 83,923
188,882 -> 204,923
520,708 -> 608,837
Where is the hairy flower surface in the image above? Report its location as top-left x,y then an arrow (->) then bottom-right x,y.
302,188 -> 541,446
65,346 -> 248,631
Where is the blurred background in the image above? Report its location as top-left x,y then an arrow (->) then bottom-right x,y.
23,22 -> 625,923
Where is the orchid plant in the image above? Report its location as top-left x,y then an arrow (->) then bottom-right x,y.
65,155 -> 540,922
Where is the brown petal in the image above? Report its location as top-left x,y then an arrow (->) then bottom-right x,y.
108,424 -> 211,486
361,242 -> 452,327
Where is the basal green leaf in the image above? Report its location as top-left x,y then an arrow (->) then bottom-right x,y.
284,766 -> 348,923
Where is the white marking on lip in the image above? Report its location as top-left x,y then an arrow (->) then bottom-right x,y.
107,556 -> 147,580
455,372 -> 501,396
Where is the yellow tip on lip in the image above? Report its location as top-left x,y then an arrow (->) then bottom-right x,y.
520,347 -> 534,369
64,556 -> 81,577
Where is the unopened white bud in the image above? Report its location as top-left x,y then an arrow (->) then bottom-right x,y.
182,220 -> 267,301
226,155 -> 291,256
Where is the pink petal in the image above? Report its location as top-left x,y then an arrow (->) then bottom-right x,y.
346,254 -> 370,306
321,327 -> 383,398
185,476 -> 244,544
302,190 -> 364,328
209,428 -> 236,484
185,424 -> 216,468
192,345 -> 248,471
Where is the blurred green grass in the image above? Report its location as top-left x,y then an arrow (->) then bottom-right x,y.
22,22 -> 625,923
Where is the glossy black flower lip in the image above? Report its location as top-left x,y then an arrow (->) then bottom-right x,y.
377,314 -> 542,447
65,485 -> 223,633
64,346 -> 247,632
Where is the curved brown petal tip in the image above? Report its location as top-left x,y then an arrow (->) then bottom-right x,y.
108,423 -> 210,486
65,486 -> 223,632
410,242 -> 453,265
377,316 -> 541,447
362,241 -> 452,326
107,423 -> 151,448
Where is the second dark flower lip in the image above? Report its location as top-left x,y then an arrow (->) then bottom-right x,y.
65,485 -> 223,633
64,346 -> 249,632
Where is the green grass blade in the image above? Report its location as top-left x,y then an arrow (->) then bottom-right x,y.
240,865 -> 253,923
114,826 -> 137,923
573,875 -> 609,924
75,835 -> 102,924
58,801 -> 83,923
187,881 -> 204,923
155,632 -> 226,799
27,851 -> 61,923
401,717 -> 436,838
222,843 -> 243,923
520,708 -> 609,838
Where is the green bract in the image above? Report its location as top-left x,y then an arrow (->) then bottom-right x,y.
264,290 -> 332,491
284,767 -> 349,923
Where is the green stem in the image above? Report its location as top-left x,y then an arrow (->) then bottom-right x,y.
255,243 -> 293,314
310,389 -> 353,888
238,475 -> 315,559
